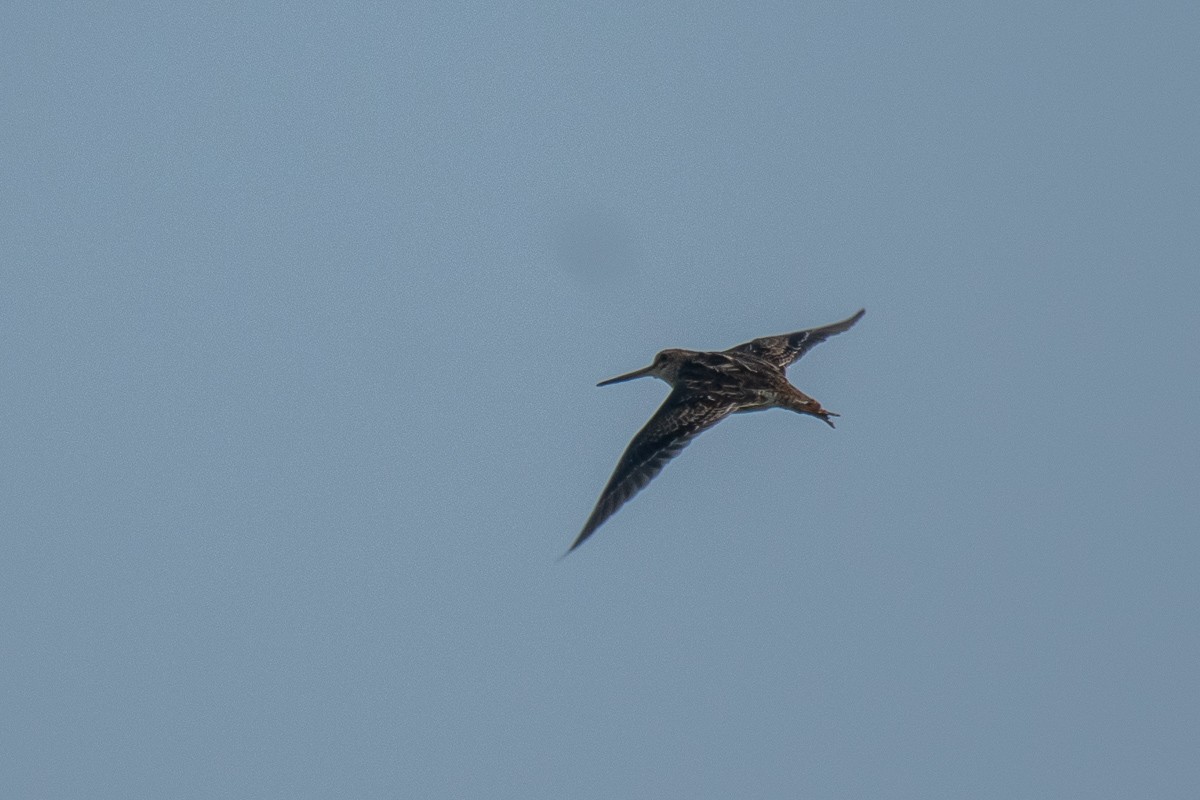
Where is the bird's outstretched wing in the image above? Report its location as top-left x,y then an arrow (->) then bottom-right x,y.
567,390 -> 735,554
726,309 -> 865,370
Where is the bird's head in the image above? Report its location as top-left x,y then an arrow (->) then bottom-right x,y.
597,349 -> 689,387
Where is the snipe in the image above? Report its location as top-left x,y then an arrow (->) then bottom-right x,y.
567,309 -> 865,554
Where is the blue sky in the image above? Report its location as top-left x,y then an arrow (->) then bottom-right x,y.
2,3 -> 1198,798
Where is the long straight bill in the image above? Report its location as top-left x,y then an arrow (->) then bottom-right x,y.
596,364 -> 654,387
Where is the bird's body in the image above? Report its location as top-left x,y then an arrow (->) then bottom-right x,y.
567,309 -> 865,554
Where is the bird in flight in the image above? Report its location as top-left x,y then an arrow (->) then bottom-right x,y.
566,309 -> 865,554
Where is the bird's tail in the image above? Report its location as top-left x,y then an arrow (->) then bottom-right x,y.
780,388 -> 839,428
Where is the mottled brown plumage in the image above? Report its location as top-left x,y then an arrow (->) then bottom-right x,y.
567,309 -> 864,554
